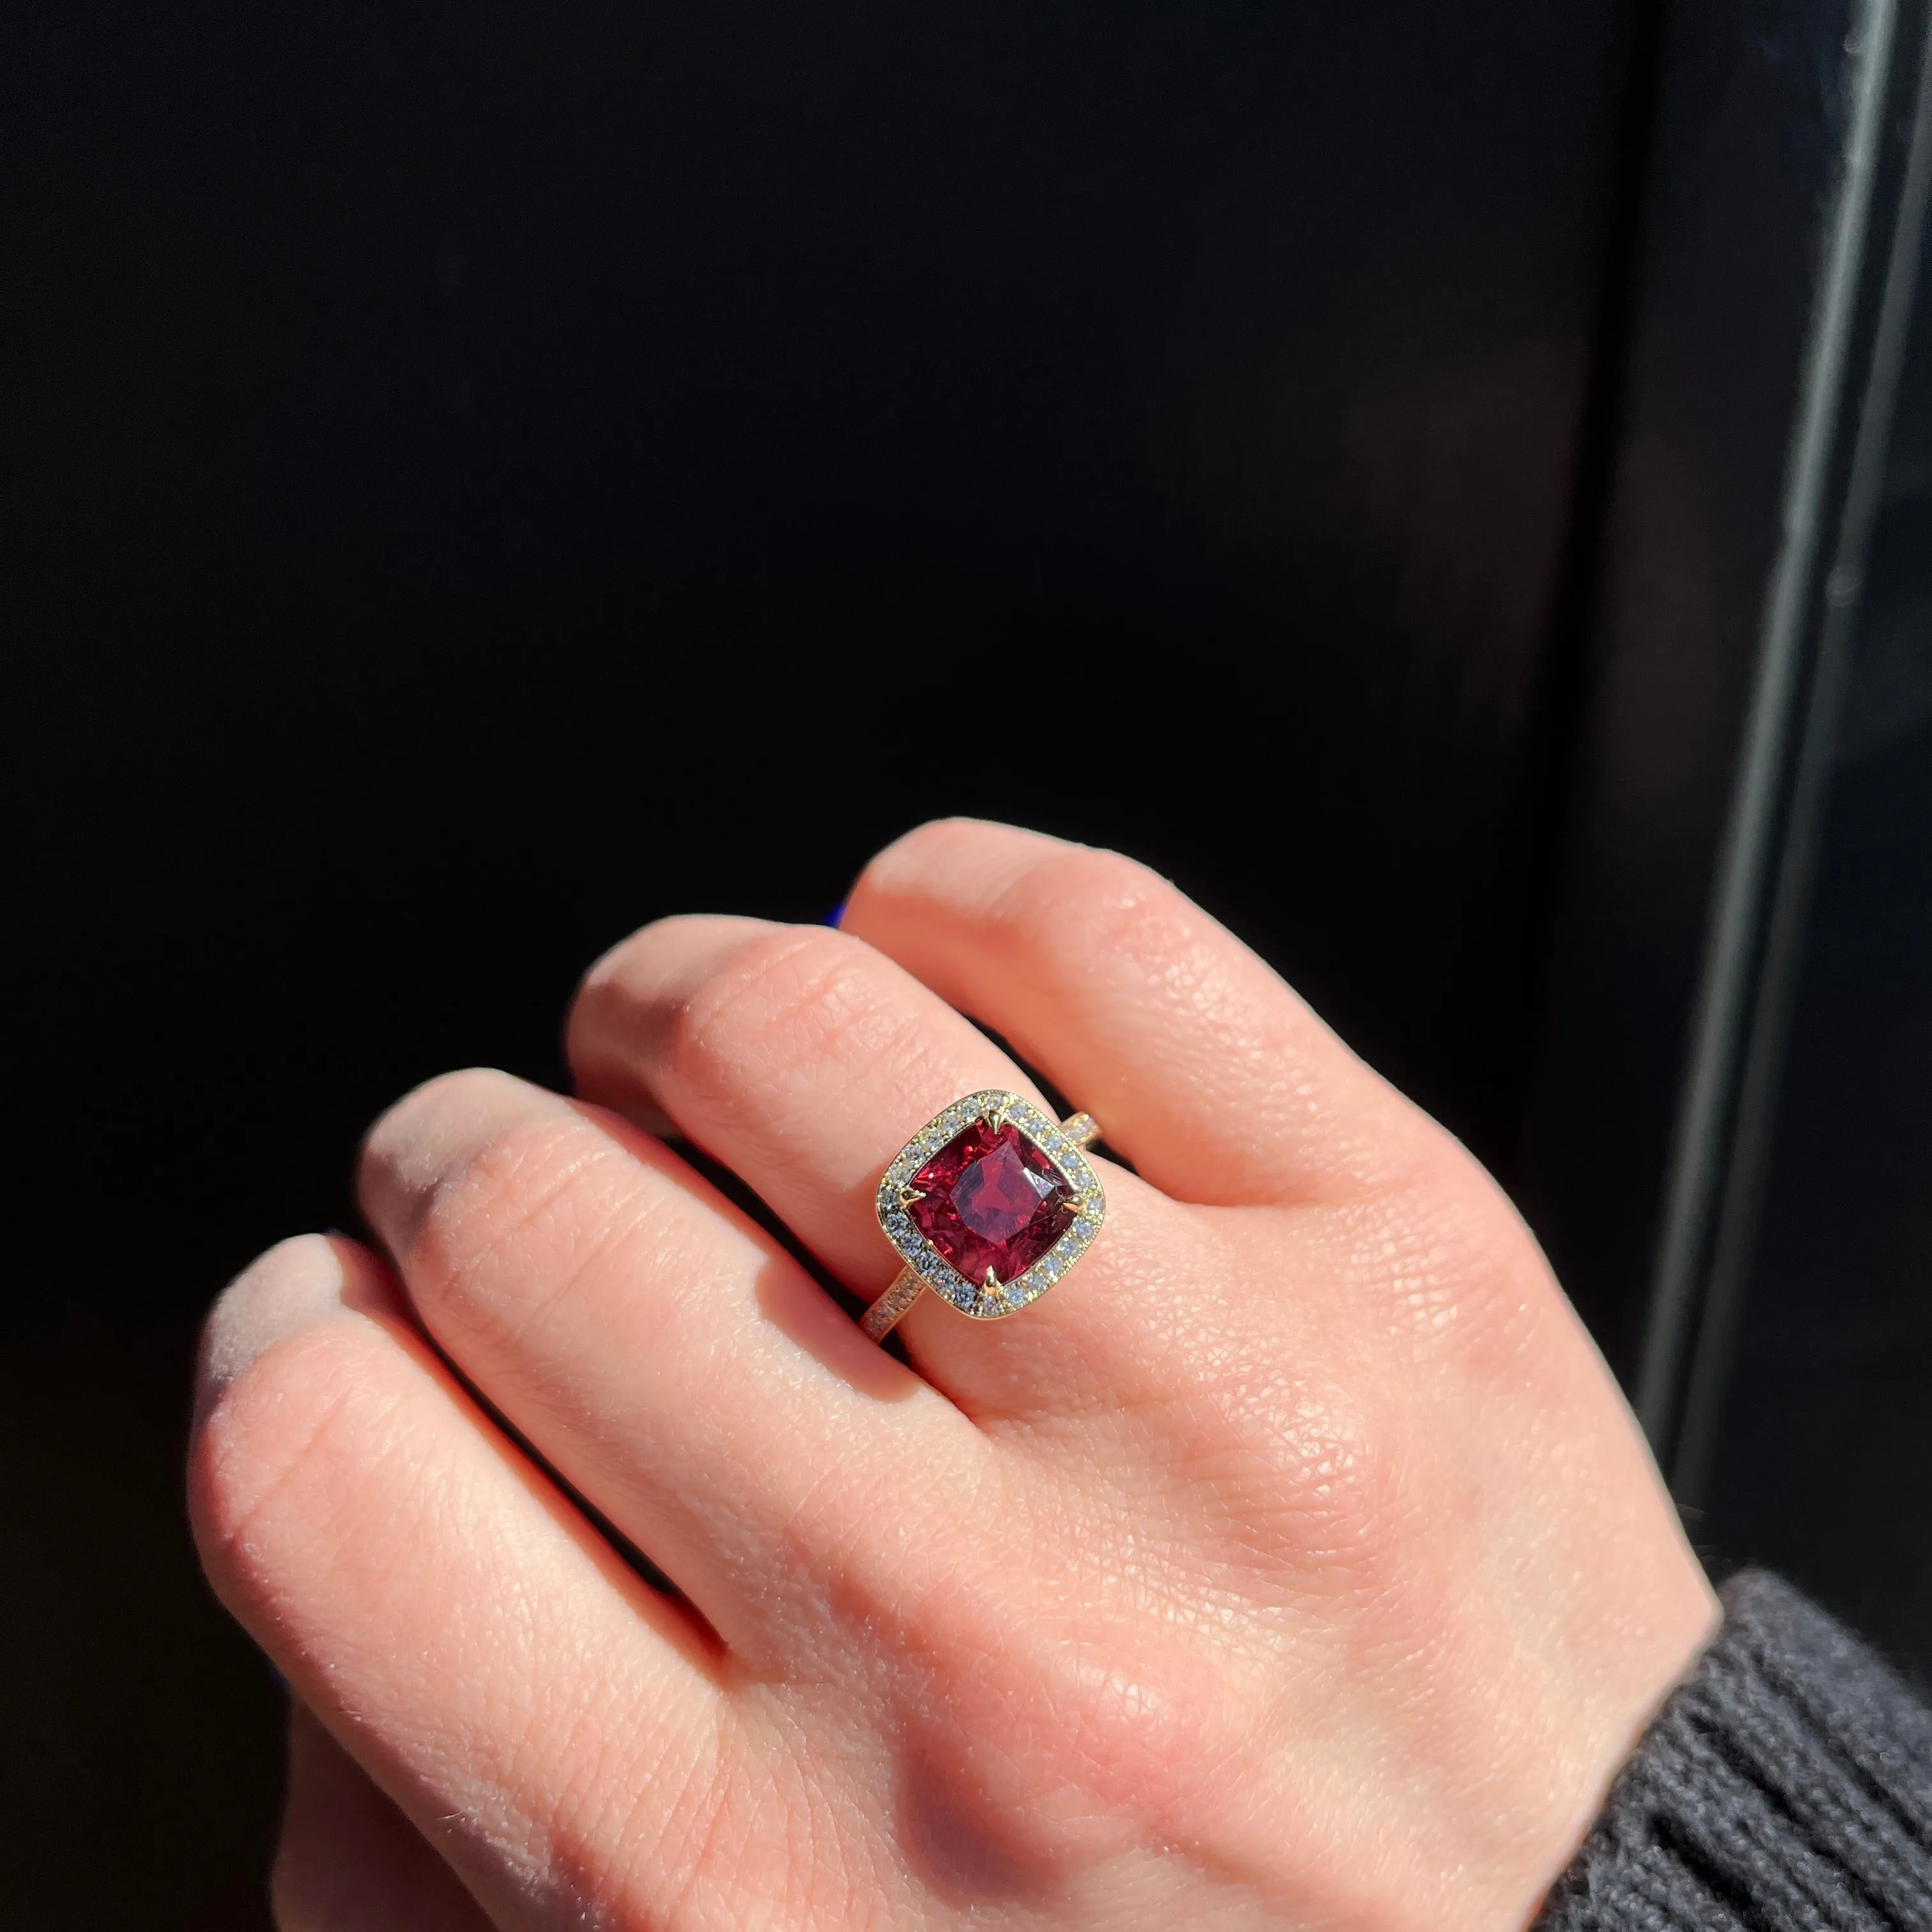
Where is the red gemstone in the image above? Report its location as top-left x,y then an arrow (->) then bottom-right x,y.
908,1120 -> 1075,1285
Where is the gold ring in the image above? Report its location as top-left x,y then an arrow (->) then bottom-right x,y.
861,1091 -> 1107,1341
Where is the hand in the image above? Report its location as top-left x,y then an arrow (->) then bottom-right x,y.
192,819 -> 1716,1932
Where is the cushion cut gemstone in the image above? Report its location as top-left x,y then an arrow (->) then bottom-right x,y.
907,1119 -> 1075,1285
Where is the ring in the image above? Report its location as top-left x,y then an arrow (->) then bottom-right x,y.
860,1090 -> 1108,1340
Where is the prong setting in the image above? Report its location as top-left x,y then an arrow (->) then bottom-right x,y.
874,1089 -> 1107,1320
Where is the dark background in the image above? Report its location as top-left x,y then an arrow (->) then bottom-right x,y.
1701,173 -> 1932,1671
4,0 -> 1929,1921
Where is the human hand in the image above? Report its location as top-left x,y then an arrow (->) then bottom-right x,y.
191,819 -> 1716,1931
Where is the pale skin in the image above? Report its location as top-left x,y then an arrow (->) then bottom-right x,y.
188,818 -> 1719,1932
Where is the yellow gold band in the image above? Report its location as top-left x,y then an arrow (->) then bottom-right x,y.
859,1266 -> 928,1341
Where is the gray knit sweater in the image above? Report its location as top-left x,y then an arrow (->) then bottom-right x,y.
1538,1572 -> 1932,1930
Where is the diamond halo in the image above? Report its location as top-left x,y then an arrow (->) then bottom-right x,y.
874,1089 -> 1107,1319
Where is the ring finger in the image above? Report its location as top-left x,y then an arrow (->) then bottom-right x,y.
565,915 -> 1235,1423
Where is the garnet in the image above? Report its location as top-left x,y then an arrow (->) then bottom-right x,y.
907,1119 -> 1076,1287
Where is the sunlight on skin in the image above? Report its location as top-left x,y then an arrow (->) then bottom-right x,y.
192,819 -> 1717,1932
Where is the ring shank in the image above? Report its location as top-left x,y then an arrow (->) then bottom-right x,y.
859,1110 -> 1100,1341
859,1266 -> 927,1342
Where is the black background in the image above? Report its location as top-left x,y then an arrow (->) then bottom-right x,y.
1701,211 -> 1932,1675
6,0 -> 1929,1922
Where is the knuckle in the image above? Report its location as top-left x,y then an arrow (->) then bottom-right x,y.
404,1110 -> 625,1334
665,924 -> 887,1097
198,1234 -> 342,1402
628,1732 -> 807,1932
190,1234 -> 376,1575
1260,1378 -> 1408,1580
188,1317 -> 379,1591
369,1064 -> 519,1154
571,914 -> 742,1045
358,1066 -> 540,1242
1180,1353 -> 1411,1599
861,822 -> 1186,967
1354,1161 -> 1557,1370
889,1574 -> 1242,1883
1005,844 -> 1193,977
855,814 -> 999,885
862,1496 -> 1238,1867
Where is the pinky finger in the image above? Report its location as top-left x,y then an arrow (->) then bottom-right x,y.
273,1700 -> 494,1931
189,1234 -> 725,1930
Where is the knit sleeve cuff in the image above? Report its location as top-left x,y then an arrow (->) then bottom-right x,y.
1535,1570 -> 1932,1932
